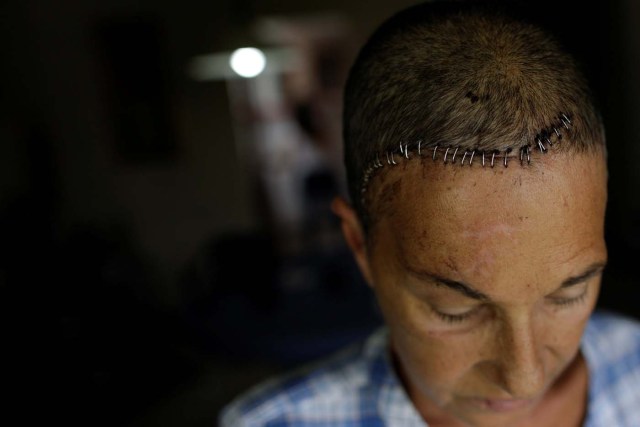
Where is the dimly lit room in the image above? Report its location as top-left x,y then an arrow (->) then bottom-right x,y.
2,0 -> 640,425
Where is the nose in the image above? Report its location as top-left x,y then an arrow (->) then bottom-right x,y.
494,314 -> 546,398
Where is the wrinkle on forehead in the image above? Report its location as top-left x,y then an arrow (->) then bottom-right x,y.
460,223 -> 517,240
370,151 -> 606,235
369,152 -> 607,297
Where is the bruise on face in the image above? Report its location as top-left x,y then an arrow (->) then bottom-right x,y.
457,224 -> 518,281
364,163 -> 407,248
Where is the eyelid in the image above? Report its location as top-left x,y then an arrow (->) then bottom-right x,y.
547,284 -> 589,304
436,311 -> 472,324
431,303 -> 484,324
429,299 -> 483,314
435,307 -> 475,316
547,281 -> 589,300
549,289 -> 589,308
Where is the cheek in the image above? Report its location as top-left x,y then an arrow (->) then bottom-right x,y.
373,284 -> 482,397
544,282 -> 600,349
544,302 -> 594,355
390,321 -> 487,408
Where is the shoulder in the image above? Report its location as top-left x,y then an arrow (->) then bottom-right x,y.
582,310 -> 640,426
219,328 -> 389,427
583,310 -> 640,363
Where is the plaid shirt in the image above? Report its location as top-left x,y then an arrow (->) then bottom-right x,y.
220,311 -> 640,426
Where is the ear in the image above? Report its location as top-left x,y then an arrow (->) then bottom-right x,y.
331,197 -> 374,286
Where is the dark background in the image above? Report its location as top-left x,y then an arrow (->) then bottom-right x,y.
2,0 -> 639,425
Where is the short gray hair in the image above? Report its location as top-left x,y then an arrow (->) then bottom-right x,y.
342,1 -> 605,230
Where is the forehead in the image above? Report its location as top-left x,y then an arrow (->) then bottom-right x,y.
369,153 -> 607,284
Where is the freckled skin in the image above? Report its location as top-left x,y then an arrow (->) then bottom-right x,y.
335,152 -> 607,427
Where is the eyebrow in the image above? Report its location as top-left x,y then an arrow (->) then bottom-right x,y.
559,262 -> 607,288
405,261 -> 607,302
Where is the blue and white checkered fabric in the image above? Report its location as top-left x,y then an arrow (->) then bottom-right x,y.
220,311 -> 640,426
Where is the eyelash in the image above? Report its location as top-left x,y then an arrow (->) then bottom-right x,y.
550,289 -> 589,307
434,309 -> 476,324
433,288 -> 589,325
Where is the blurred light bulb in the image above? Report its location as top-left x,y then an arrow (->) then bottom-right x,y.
229,47 -> 266,78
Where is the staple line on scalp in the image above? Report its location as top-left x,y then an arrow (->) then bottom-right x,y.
359,112 -> 573,205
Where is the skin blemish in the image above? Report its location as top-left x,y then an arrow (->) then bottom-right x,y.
457,224 -> 518,279
444,256 -> 459,273
370,177 -> 402,223
464,245 -> 496,280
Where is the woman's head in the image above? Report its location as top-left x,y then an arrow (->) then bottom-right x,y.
342,1 -> 606,231
334,2 -> 607,426
334,152 -> 606,426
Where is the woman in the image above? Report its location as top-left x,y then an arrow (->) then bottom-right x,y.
221,2 -> 640,425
